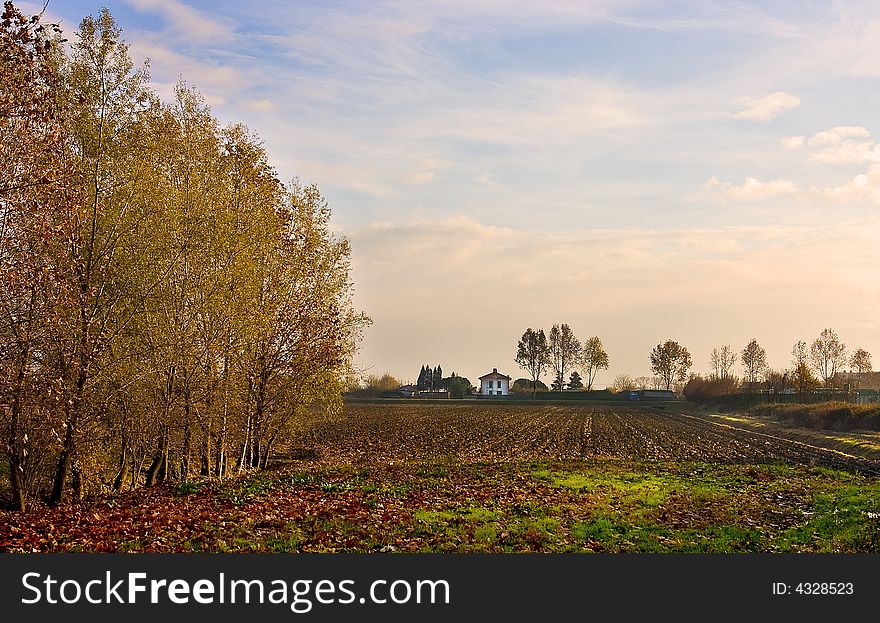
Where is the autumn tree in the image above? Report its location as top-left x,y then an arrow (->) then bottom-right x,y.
0,1 -> 74,510
710,345 -> 736,380
633,376 -> 652,390
1,6 -> 369,507
740,338 -> 767,387
47,8 -> 157,504
515,328 -> 549,398
849,348 -> 872,386
610,374 -> 635,392
548,323 -> 580,392
791,340 -> 819,394
650,340 -> 692,391
580,336 -> 609,391
810,328 -> 847,386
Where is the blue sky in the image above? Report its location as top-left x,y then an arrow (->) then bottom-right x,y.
35,0 -> 880,386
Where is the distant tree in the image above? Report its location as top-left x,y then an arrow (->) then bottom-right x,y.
740,338 -> 767,386
633,376 -> 652,390
358,373 -> 402,396
810,328 -> 847,386
417,365 -> 427,390
710,345 -> 737,380
438,375 -> 474,398
433,365 -> 442,390
568,371 -> 584,390
580,336 -> 610,391
551,372 -> 565,391
650,340 -> 692,391
511,378 -> 548,393
610,374 -> 636,392
791,341 -> 821,394
515,328 -> 550,398
682,374 -> 739,402
548,323 -> 581,392
850,348 -> 872,373
764,369 -> 791,395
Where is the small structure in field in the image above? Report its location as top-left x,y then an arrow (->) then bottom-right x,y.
629,389 -> 675,401
395,385 -> 419,398
479,368 -> 511,396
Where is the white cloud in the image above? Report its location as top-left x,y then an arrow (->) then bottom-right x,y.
126,0 -> 232,42
248,99 -> 276,113
800,126 -> 879,164
782,135 -> 805,149
822,165 -> 880,203
704,176 -> 798,201
733,91 -> 800,121
808,126 -> 870,146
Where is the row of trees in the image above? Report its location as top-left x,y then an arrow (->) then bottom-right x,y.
416,365 -> 442,391
1,6 -> 367,510
649,329 -> 873,398
514,324 -> 609,397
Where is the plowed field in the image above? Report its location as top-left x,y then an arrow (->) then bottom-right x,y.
294,401 -> 880,473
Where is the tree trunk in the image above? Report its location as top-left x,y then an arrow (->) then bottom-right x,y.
49,416 -> 77,505
113,442 -> 129,492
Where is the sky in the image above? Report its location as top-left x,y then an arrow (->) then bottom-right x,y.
32,0 -> 880,387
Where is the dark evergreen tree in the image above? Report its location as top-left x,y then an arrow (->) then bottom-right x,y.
568,371 -> 584,390
417,365 -> 427,390
552,372 -> 565,391
433,365 -> 442,390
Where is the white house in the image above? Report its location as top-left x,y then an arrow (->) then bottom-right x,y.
479,368 -> 511,396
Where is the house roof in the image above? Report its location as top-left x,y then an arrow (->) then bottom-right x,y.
479,368 -> 511,380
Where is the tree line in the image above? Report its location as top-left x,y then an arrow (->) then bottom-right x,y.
1,5 -> 367,510
514,324 -> 609,397
607,329 -> 872,399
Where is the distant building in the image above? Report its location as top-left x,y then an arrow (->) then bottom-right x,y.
479,368 -> 511,396
390,385 -> 449,398
395,385 -> 419,398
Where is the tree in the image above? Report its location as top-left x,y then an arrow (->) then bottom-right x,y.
850,348 -> 872,387
511,378 -> 548,393
568,371 -> 583,390
650,340 -> 692,391
438,374 -> 474,398
810,328 -> 847,386
764,369 -> 791,395
417,365 -> 427,390
580,336 -> 609,391
610,374 -> 635,392
682,374 -> 739,402
791,341 -> 820,394
633,376 -> 652,390
710,345 -> 736,380
740,338 -> 767,387
515,328 -> 549,398
0,1 -> 73,511
548,323 -> 580,392
433,365 -> 442,390
0,5 -> 369,509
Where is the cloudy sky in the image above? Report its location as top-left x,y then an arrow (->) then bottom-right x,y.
36,0 -> 880,387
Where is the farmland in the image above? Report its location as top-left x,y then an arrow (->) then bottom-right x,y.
3,401 -> 880,553
293,401 -> 880,471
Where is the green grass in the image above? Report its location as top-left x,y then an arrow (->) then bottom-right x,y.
7,458 -> 879,553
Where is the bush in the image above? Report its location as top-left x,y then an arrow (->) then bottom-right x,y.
748,402 -> 880,432
682,375 -> 739,402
